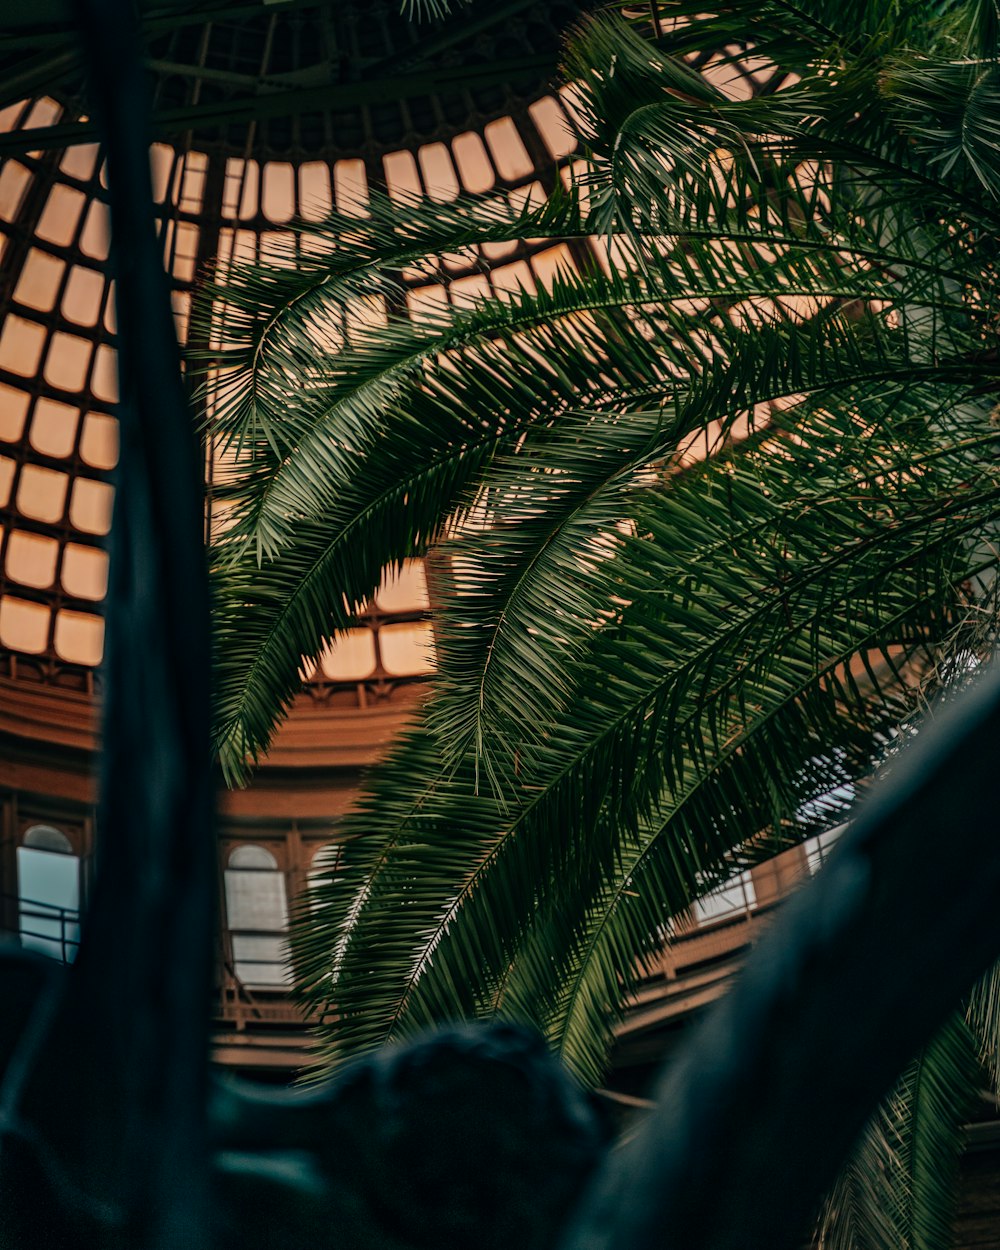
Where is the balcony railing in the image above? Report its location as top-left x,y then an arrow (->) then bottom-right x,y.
2,892 -> 81,964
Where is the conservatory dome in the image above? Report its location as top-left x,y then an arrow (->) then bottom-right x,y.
0,0 -> 795,1078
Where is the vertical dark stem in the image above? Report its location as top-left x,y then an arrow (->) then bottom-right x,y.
36,0 -> 218,1245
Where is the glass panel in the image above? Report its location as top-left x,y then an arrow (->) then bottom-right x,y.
225,849 -> 291,989
62,265 -> 104,326
6,531 -> 58,589
14,250 -> 65,312
0,316 -> 47,377
17,465 -> 69,523
0,162 -> 31,221
30,397 -> 79,458
484,117 -> 533,181
418,143 -> 459,202
230,934 -> 290,988
0,596 -> 50,652
333,159 -> 367,215
17,842 -> 80,962
262,161 -> 296,223
24,824 -> 73,852
35,184 -> 85,246
229,844 -> 278,871
69,476 -> 113,534
693,869 -> 756,926
60,143 -> 99,182
452,132 -> 494,194
53,609 -> 104,664
79,412 -> 118,470
61,543 -> 109,600
0,383 -> 30,442
528,96 -> 576,160
317,629 -> 376,680
44,332 -> 92,392
375,560 -> 430,612
379,621 -> 435,676
299,161 -> 332,220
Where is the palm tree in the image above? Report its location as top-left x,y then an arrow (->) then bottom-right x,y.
200,0 -> 1000,1242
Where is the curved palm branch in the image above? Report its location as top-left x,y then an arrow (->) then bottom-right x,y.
205,0 -> 1000,1166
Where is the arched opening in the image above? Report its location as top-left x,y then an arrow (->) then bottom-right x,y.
223,844 -> 291,989
17,823 -> 81,962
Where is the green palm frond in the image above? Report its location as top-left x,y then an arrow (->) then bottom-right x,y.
294,382 -> 1000,1076
206,0 -> 1000,1131
818,1012 -> 980,1250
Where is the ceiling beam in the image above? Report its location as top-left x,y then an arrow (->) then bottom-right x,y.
0,53 -> 556,156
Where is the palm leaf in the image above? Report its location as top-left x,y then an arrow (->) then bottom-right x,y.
818,1012 -> 980,1250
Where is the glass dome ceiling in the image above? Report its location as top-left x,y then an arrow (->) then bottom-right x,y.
0,0 -> 593,696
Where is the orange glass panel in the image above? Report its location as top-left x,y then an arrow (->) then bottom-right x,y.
54,608 -> 104,665
149,144 -> 176,204
484,118 -> 533,182
179,150 -> 208,213
0,384 -> 30,442
452,132 -> 494,194
0,162 -> 31,222
24,98 -> 61,129
91,344 -> 118,403
490,261 -> 536,298
17,464 -> 69,523
449,273 -> 491,308
333,160 -> 368,215
61,543 -> 109,600
0,455 -> 14,505
30,397 -> 78,458
379,621 -> 435,676
69,477 -> 113,534
36,184 -> 85,247
318,629 -> 376,681
60,143 -> 99,182
172,221 -> 199,283
0,316 -> 47,377
103,281 -> 117,335
384,150 -> 421,202
6,531 -> 58,589
171,291 -> 191,345
418,143 -> 460,202
406,284 -> 449,322
528,96 -> 577,160
79,412 -> 118,470
44,332 -> 92,392
262,162 -> 296,223
79,199 -> 110,260
530,243 -> 576,292
62,265 -> 104,326
299,162 -> 332,221
375,559 -> 430,612
221,157 -> 245,219
14,249 -> 65,312
0,596 -> 50,654
238,159 -> 260,220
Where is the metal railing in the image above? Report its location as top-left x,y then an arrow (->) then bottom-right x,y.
1,892 -> 81,964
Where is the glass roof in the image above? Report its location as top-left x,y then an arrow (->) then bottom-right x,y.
0,1 -> 592,694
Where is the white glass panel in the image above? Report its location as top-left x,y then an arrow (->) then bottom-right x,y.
224,867 -> 287,932
17,843 -> 80,961
693,869 -> 755,926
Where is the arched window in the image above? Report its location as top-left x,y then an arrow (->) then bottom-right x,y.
223,845 -> 291,989
17,823 -> 81,962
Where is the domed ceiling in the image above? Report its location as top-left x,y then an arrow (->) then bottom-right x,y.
0,0 -> 592,700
